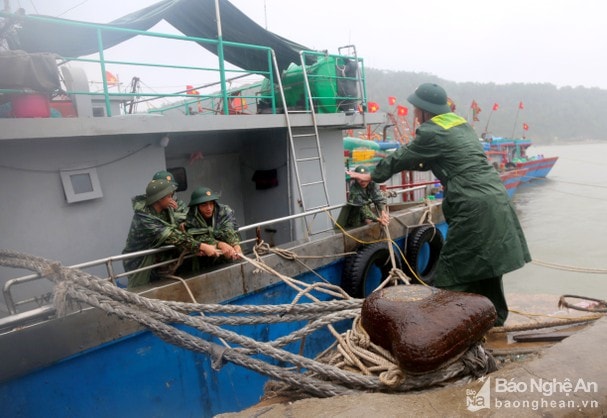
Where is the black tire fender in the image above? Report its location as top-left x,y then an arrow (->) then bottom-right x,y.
405,226 -> 443,285
341,242 -> 402,298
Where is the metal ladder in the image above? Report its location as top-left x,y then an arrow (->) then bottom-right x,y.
291,50 -> 331,208
269,53 -> 328,237
271,48 -> 364,236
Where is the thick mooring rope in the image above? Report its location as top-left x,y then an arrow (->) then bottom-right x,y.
266,317 -> 496,399
0,250 -> 493,398
532,259 -> 607,274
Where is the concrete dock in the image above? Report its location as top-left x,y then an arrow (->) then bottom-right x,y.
220,315 -> 607,417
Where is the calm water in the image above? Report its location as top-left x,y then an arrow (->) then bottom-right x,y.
505,142 -> 607,297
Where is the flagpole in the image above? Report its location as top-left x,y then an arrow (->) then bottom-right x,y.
483,110 -> 494,137
511,101 -> 523,138
483,103 -> 500,138
511,107 -> 520,138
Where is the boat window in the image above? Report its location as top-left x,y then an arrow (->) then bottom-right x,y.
168,167 -> 187,192
60,167 -> 103,203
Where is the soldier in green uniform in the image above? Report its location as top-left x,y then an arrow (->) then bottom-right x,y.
348,83 -> 531,326
185,186 -> 242,262
152,170 -> 188,223
346,165 -> 389,227
122,179 -> 219,289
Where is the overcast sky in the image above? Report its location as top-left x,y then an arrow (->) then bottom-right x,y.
15,0 -> 607,90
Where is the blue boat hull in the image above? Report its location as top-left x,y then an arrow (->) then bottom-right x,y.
500,169 -> 527,198
0,263 -> 348,417
517,157 -> 559,182
0,218 -> 447,417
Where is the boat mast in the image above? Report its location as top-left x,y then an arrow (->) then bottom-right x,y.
215,0 -> 229,115
511,101 -> 523,138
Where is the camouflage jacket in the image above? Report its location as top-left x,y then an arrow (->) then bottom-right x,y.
347,180 -> 386,225
129,193 -> 188,219
173,197 -> 189,223
185,202 -> 240,247
122,195 -> 200,288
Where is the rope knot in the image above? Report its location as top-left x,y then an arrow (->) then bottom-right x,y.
379,365 -> 404,387
352,317 -> 371,347
253,241 -> 271,256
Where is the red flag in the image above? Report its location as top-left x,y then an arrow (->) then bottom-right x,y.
492,103 -> 499,111
519,101 -> 524,110
105,71 -> 118,86
447,97 -> 456,112
367,102 -> 379,113
396,105 -> 408,116
186,85 -> 199,95
388,96 -> 397,106
523,123 -> 529,131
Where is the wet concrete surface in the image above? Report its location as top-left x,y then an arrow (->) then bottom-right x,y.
219,294 -> 607,417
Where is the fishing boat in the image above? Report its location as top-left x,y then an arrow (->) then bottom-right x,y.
483,149 -> 528,198
483,137 -> 559,182
498,168 -> 528,198
345,137 -> 526,199
0,2 -> 450,416
2,3 -> 603,417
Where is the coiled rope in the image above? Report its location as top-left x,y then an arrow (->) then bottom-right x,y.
558,295 -> 607,313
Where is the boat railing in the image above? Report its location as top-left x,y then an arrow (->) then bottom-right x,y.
0,12 -> 277,117
1,185 -> 430,327
0,12 -> 367,118
2,202 -> 351,319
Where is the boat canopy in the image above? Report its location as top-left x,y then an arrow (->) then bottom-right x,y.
8,0 -> 312,72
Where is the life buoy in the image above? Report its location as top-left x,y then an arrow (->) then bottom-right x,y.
341,242 -> 402,298
404,226 -> 443,285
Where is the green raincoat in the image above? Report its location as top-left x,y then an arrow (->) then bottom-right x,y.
185,202 -> 240,269
123,195 -> 201,289
371,113 -> 531,287
185,202 -> 240,247
347,180 -> 386,227
173,197 -> 189,223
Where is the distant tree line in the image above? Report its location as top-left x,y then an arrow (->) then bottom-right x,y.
363,68 -> 607,143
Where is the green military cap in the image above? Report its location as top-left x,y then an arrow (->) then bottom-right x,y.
407,83 -> 451,115
152,170 -> 177,185
145,179 -> 176,205
189,186 -> 221,206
